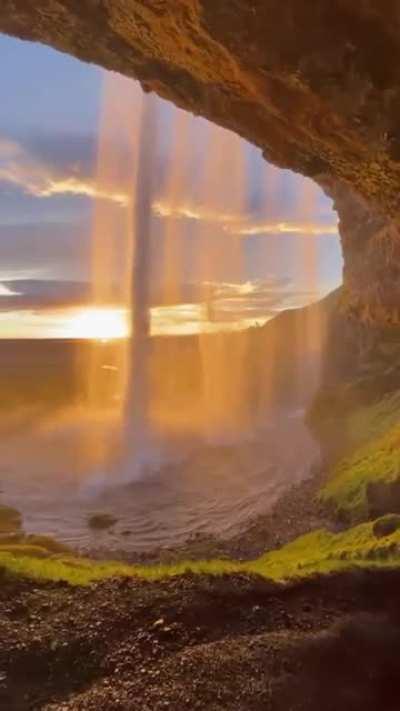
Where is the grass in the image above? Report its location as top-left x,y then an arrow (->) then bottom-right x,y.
249,518 -> 400,579
2,518 -> 400,586
319,421 -> 400,521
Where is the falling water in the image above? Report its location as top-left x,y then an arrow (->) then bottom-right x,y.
79,70 -> 327,481
293,176 -> 326,405
195,125 -> 251,442
81,73 -> 143,472
122,92 -> 158,476
0,70 -> 336,555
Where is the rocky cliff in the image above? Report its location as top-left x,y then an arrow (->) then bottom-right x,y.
1,1 -> 400,330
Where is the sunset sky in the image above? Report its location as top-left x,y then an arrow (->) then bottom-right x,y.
0,34 -> 342,338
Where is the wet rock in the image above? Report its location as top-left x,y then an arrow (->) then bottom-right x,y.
87,513 -> 118,530
367,480 -> 400,518
153,619 -> 165,629
372,514 -> 400,539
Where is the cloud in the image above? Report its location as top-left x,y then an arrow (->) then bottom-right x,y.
152,201 -> 245,225
153,200 -> 338,237
0,133 -> 129,205
0,282 -> 18,296
0,279 -> 92,311
228,221 -> 338,236
0,131 -> 338,240
0,275 -> 318,324
0,221 -> 93,280
197,279 -> 320,323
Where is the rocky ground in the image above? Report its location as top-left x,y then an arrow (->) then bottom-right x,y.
87,463 -> 334,566
1,568 -> 400,711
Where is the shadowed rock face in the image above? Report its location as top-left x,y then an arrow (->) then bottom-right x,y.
1,1 -> 400,325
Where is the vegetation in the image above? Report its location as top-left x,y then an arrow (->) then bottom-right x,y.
250,518 -> 400,579
2,517 -> 400,586
0,533 -> 72,554
344,390 -> 400,451
319,421 -> 400,521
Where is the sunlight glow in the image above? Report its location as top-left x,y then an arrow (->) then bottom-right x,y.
64,308 -> 128,340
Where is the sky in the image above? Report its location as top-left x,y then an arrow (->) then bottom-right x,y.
0,33 -> 343,338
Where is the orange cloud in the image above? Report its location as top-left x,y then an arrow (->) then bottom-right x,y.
152,200 -> 338,237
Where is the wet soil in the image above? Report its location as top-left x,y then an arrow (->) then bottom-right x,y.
1,568 -> 400,710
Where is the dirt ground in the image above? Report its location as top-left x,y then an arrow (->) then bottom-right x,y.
1,568 -> 400,710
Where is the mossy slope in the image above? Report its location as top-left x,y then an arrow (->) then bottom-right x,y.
320,419 -> 400,521
2,516 -> 400,586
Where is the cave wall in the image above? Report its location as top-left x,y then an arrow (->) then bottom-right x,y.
323,177 -> 400,327
2,1 -> 400,328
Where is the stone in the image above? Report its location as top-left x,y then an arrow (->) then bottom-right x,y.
87,513 -> 118,530
367,481 -> 400,519
372,514 -> 400,539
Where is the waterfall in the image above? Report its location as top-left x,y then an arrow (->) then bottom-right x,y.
122,92 -> 158,476
80,72 -> 326,482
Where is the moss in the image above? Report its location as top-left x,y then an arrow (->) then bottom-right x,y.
319,422 -> 400,521
317,390 -> 400,521
309,387 -> 400,461
248,520 -> 400,580
0,532 -> 72,554
2,517 -> 400,586
345,391 -> 400,451
23,534 -> 72,554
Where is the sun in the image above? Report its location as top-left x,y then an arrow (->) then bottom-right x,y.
64,308 -> 129,340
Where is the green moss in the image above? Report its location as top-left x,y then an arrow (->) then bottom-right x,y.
0,553 -> 240,586
319,422 -> 400,520
248,520 -> 400,579
0,532 -> 72,554
1,518 -> 400,586
345,391 -> 400,451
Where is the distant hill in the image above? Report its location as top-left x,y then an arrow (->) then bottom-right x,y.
0,293 -> 336,416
